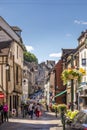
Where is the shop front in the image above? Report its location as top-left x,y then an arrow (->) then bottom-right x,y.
0,92 -> 5,123
0,92 -> 5,104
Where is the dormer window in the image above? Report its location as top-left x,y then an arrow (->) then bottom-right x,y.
15,31 -> 21,37
11,26 -> 22,37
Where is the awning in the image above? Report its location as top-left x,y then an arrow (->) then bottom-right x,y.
54,90 -> 67,98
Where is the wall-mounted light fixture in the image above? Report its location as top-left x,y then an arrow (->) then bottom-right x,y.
5,63 -> 9,70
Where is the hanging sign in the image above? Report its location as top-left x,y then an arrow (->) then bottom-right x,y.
0,93 -> 4,98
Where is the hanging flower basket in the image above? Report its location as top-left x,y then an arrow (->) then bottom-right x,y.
61,68 -> 86,85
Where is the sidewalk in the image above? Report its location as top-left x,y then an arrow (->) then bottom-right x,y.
18,111 -> 63,130
50,127 -> 63,130
19,111 -> 63,127
12,111 -> 63,129
0,111 -> 63,130
45,111 -> 63,130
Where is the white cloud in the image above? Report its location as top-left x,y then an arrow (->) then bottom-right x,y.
49,52 -> 61,58
66,33 -> 72,37
74,20 -> 81,24
74,20 -> 87,25
25,45 -> 34,52
82,21 -> 87,25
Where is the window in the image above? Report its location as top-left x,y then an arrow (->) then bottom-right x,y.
82,58 -> 86,66
16,66 -> 18,84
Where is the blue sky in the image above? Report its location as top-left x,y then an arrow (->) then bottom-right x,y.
0,0 -> 87,63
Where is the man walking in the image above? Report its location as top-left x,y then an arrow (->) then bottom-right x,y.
28,103 -> 34,119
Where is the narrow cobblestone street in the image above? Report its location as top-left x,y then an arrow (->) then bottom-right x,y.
0,112 -> 63,130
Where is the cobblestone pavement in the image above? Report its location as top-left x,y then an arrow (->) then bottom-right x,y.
0,112 -> 63,130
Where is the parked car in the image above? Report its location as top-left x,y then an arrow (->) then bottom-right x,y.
66,109 -> 87,130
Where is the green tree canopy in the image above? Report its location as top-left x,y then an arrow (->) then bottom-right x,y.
24,51 -> 38,63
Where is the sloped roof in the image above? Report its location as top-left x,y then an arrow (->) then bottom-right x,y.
0,30 -> 11,42
62,48 -> 76,58
0,40 -> 12,56
0,16 -> 20,42
24,61 -> 38,70
78,30 -> 87,41
0,16 -> 25,50
11,26 -> 22,31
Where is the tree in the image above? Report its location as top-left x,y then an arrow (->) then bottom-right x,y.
24,51 -> 38,63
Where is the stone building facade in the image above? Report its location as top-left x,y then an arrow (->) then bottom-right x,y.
0,16 -> 24,115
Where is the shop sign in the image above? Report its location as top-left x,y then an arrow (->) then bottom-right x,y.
0,93 -> 4,98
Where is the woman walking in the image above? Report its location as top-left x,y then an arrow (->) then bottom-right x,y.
35,103 -> 41,118
3,102 -> 8,122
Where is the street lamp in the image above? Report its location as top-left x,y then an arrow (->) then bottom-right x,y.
5,63 -> 9,105
71,54 -> 74,111
6,64 -> 9,70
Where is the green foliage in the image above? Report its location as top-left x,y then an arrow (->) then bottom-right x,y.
57,104 -> 67,113
66,110 -> 72,117
24,51 -> 38,63
66,110 -> 79,120
52,104 -> 59,111
61,68 -> 85,85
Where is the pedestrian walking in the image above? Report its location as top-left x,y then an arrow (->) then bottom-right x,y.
28,103 -> 34,119
46,103 -> 49,111
21,103 -> 28,118
0,103 -> 4,123
35,103 -> 41,118
3,102 -> 8,122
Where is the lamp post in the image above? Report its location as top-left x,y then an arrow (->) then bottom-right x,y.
71,54 -> 74,111
6,63 -> 9,105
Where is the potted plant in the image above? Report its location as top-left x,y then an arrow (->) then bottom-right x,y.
58,104 -> 67,113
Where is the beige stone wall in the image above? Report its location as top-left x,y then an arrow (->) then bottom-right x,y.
50,72 -> 55,88
13,42 -> 23,68
0,57 -> 7,93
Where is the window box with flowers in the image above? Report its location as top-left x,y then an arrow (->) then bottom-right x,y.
61,68 -> 86,85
